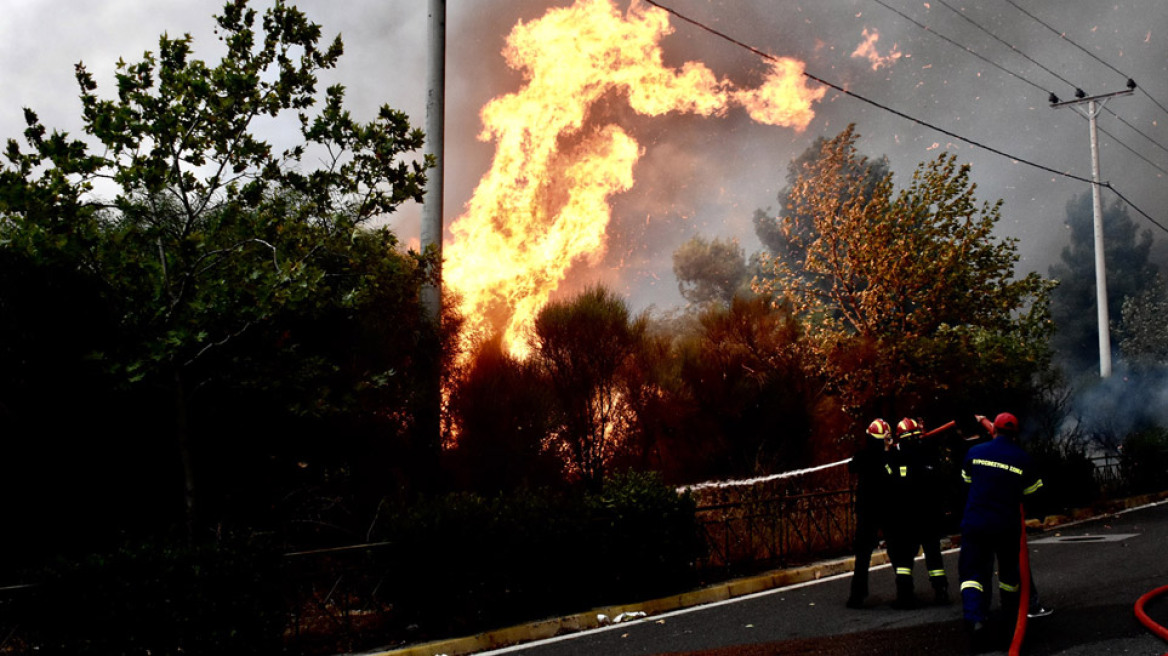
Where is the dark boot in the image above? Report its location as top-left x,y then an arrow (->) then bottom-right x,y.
846,575 -> 867,608
932,577 -> 950,605
892,575 -> 917,609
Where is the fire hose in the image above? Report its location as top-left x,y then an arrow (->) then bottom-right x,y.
1009,507 -> 1031,656
1134,583 -> 1168,646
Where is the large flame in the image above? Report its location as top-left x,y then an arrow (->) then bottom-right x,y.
445,0 -> 826,360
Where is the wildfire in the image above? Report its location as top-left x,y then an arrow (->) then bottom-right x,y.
445,0 -> 826,361
851,27 -> 902,70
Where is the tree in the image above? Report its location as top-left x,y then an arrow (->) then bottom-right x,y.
671,235 -> 751,306
531,286 -> 646,487
1048,191 -> 1157,377
675,296 -> 818,477
1119,274 -> 1168,367
0,0 -> 431,538
753,133 -> 890,264
755,126 -> 1053,418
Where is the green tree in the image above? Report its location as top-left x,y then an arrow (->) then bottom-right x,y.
1119,275 -> 1168,366
1048,191 -> 1157,377
0,0 -> 431,537
671,235 -> 751,306
755,126 -> 1052,418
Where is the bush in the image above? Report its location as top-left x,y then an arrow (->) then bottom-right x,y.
1121,427 -> 1168,495
21,534 -> 287,655
374,471 -> 703,642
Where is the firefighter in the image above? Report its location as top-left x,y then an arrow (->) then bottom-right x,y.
958,412 -> 1044,645
898,417 -> 951,605
882,418 -> 933,609
846,418 -> 893,609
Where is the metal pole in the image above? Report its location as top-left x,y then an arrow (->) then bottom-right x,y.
1087,100 -> 1112,378
1052,87 -> 1133,378
421,0 -> 446,322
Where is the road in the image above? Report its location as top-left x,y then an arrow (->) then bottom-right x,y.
478,500 -> 1168,655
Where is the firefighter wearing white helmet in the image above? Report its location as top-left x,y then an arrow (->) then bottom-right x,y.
845,418 -> 893,609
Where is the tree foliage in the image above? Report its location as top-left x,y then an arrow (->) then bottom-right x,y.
754,126 -> 1053,418
671,235 -> 750,307
0,0 -> 434,541
531,286 -> 648,487
1048,191 -> 1157,376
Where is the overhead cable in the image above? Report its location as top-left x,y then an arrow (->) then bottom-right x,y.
933,0 -> 1081,96
874,0 -> 1168,176
1003,0 -> 1168,119
868,0 -> 1049,97
639,0 -> 1168,235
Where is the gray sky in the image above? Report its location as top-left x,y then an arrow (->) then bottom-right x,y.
4,0 -> 1167,312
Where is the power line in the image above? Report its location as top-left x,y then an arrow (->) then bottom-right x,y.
639,0 -> 1168,235
868,0 -> 1049,98
1003,0 -> 1168,119
873,0 -> 1168,178
932,0 -> 1081,97
869,1 -> 1168,200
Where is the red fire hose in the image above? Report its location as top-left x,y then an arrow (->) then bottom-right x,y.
1009,509 -> 1031,656
1134,583 -> 1168,645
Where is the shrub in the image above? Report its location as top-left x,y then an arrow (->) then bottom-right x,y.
22,534 -> 287,655
1121,427 -> 1168,495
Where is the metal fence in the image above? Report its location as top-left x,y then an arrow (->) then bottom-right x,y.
693,484 -> 856,573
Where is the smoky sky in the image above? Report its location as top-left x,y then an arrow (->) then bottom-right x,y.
4,0 -> 1167,313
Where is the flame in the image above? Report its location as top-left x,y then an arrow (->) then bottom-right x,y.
851,27 -> 902,70
446,0 -> 825,360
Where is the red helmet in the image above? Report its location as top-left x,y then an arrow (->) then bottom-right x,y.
896,417 -> 923,440
993,412 -> 1019,433
866,418 -> 891,440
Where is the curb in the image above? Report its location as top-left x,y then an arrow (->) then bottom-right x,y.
357,490 -> 1168,656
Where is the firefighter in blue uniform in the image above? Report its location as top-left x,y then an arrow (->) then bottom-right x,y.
846,418 -> 893,608
958,412 -> 1044,643
897,417 -> 950,605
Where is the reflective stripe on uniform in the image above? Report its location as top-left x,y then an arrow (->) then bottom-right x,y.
929,569 -> 946,578
896,567 -> 913,576
971,458 -> 1023,475
961,470 -> 972,483
1023,479 -> 1044,495
961,580 -> 984,592
999,581 -> 1020,593
899,466 -> 908,477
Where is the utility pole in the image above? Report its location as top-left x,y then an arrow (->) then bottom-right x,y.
1051,83 -> 1135,378
420,0 -> 446,475
422,0 -> 446,320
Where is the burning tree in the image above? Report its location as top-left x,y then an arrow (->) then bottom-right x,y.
754,126 -> 1054,419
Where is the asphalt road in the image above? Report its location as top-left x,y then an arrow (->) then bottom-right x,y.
479,501 -> 1168,656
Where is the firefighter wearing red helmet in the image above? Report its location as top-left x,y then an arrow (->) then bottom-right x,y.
845,418 -> 893,609
958,412 -> 1044,645
895,417 -> 951,605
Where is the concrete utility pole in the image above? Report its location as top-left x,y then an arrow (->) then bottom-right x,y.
1052,84 -> 1134,379
419,0 -> 446,467
421,0 -> 446,322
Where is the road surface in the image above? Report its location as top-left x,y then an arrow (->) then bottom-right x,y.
478,500 -> 1168,655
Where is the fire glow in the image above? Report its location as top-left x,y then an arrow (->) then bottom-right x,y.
445,0 -> 827,360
